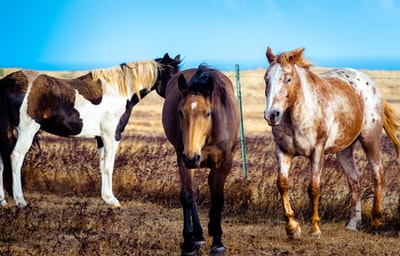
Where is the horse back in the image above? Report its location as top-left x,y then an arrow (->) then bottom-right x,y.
309,68 -> 382,153
320,68 -> 384,126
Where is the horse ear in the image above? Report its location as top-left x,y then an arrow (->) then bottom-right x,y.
266,47 -> 276,64
163,53 -> 171,61
178,74 -> 188,94
289,48 -> 305,64
174,54 -> 181,64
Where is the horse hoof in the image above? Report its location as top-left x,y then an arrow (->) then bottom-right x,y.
109,202 -> 121,208
16,201 -> 28,208
195,240 -> 205,251
309,231 -> 321,238
287,225 -> 301,239
0,199 -> 8,207
210,246 -> 225,256
345,218 -> 361,231
106,199 -> 121,208
345,223 -> 359,231
181,249 -> 198,256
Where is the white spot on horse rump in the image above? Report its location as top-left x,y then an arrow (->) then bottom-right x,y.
191,101 -> 198,110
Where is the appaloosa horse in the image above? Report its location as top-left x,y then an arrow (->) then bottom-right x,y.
162,65 -> 240,255
0,53 -> 180,208
263,47 -> 400,238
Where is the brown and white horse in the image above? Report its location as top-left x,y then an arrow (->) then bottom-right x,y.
0,53 -> 180,208
162,65 -> 240,256
263,47 -> 400,238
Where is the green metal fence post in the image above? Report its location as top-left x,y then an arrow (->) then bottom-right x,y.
235,64 -> 247,178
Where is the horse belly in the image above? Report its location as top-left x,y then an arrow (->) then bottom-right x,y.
40,101 -> 99,138
72,93 -> 125,138
324,121 -> 361,153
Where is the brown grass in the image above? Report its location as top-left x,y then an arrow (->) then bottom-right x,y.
0,68 -> 399,255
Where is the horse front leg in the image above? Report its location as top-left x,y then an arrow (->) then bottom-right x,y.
191,200 -> 205,251
179,165 -> 204,256
99,136 -> 120,207
276,147 -> 300,239
308,147 -> 324,238
208,160 -> 231,256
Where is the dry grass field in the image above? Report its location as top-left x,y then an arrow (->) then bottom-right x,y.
0,67 -> 399,255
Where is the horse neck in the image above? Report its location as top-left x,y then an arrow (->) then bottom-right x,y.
291,66 -> 323,117
122,67 -> 157,101
94,63 -> 159,101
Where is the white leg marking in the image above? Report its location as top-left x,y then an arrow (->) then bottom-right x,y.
100,137 -> 120,207
346,201 -> 362,231
0,156 -> 7,207
11,122 -> 40,208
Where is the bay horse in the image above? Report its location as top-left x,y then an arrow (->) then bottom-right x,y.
0,53 -> 181,208
263,47 -> 400,238
162,65 -> 240,256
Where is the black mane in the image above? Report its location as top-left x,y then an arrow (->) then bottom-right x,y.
187,65 -> 217,96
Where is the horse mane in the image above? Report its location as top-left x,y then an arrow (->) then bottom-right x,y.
189,65 -> 232,108
277,49 -> 313,68
187,65 -> 215,95
91,60 -> 159,99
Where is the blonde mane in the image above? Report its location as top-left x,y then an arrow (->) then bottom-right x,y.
91,60 -> 160,99
278,50 -> 313,68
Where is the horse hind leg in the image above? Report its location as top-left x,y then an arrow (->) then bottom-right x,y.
337,145 -> 362,231
0,156 -> 7,206
359,135 -> 384,229
11,123 -> 40,208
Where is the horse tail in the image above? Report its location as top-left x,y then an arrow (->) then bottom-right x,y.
383,100 -> 400,160
0,77 -> 17,195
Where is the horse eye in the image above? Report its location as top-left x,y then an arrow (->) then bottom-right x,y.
286,77 -> 292,84
205,112 -> 211,119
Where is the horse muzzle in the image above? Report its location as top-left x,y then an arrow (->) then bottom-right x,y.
182,153 -> 202,169
264,107 -> 283,126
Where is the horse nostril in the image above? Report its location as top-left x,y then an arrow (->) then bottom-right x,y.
194,154 -> 201,164
266,108 -> 283,126
271,109 -> 281,119
182,153 -> 192,165
182,153 -> 201,168
182,153 -> 189,164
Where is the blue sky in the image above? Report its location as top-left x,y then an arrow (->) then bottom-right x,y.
1,0 -> 400,71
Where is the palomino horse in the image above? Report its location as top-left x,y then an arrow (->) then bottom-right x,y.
263,47 -> 400,238
0,53 -> 181,208
162,65 -> 240,256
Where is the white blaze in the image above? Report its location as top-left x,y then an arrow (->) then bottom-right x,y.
265,65 -> 283,112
